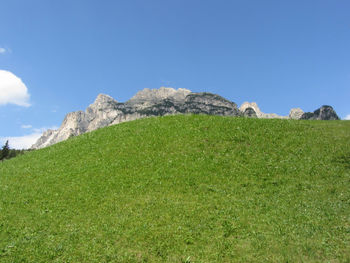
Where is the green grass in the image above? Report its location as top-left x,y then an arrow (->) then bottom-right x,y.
1,115 -> 349,262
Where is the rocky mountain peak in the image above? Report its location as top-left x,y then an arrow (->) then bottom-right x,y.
127,87 -> 191,106
289,108 -> 304,120
95,93 -> 117,102
240,102 -> 290,119
239,102 -> 262,118
301,105 -> 340,120
89,94 -> 118,109
31,88 -> 340,149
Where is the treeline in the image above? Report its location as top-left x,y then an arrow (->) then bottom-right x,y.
0,140 -> 30,161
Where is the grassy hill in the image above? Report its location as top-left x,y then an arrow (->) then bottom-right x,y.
0,115 -> 349,262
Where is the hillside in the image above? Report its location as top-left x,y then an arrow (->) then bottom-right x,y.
0,115 -> 349,262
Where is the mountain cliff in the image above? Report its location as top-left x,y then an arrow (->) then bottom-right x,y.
32,88 -> 241,149
31,87 -> 340,149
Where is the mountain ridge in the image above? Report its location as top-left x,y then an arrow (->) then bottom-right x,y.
32,87 -> 340,149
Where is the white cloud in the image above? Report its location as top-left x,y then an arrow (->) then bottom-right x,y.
21,124 -> 32,129
0,126 -> 59,149
0,48 -> 6,54
0,132 -> 42,149
344,114 -> 350,120
0,70 -> 31,107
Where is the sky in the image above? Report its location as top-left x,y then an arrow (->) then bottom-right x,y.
0,0 -> 349,149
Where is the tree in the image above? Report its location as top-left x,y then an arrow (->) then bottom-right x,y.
0,140 -> 10,161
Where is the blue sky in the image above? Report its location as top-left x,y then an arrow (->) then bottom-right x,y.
0,0 -> 349,148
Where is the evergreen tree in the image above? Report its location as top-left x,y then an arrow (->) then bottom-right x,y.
0,140 -> 10,161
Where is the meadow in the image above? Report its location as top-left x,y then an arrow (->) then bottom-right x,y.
0,115 -> 349,262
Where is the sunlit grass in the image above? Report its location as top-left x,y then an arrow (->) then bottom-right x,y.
1,115 -> 349,262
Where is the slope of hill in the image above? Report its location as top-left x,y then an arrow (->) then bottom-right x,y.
1,115 -> 349,262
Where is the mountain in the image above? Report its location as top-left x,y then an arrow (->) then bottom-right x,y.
31,87 -> 340,149
32,87 -> 240,149
300,105 -> 340,120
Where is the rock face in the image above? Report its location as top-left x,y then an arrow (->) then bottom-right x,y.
239,102 -> 287,119
32,88 -> 240,149
239,103 -> 340,121
181,93 -> 240,116
240,102 -> 262,118
243,107 -> 257,118
300,105 -> 340,120
32,88 -> 340,149
127,87 -> 191,108
289,108 -> 304,120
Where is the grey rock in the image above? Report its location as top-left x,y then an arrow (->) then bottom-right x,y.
243,107 -> 257,118
31,129 -> 57,149
32,88 -> 340,149
239,102 -> 287,119
301,105 -> 340,120
85,94 -> 120,130
126,87 -> 191,109
181,93 -> 240,116
262,113 -> 288,119
300,112 -> 314,120
289,108 -> 304,120
240,102 -> 263,118
32,88 -> 240,149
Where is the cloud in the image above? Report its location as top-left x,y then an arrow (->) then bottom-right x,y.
0,70 -> 31,107
0,132 -> 42,149
0,126 -> 59,149
344,114 -> 350,120
0,48 -> 6,54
